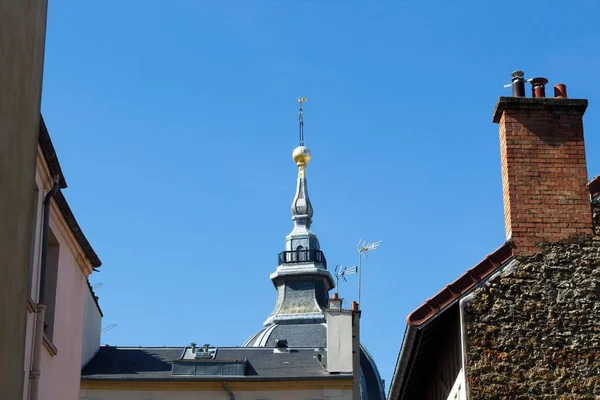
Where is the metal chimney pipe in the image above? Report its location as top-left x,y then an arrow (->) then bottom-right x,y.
554,84 -> 568,98
511,71 -> 526,97
530,77 -> 548,98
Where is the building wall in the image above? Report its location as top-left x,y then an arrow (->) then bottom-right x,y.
82,286 -> 102,367
23,156 -> 95,399
81,388 -> 354,400
40,212 -> 88,399
462,236 -> 600,398
22,170 -> 46,399
0,1 -> 48,398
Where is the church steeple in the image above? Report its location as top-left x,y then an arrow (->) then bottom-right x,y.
263,98 -> 334,327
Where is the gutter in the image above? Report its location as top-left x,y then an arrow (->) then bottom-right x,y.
29,175 -> 59,400
387,326 -> 419,400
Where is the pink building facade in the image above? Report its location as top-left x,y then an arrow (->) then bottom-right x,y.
23,119 -> 102,400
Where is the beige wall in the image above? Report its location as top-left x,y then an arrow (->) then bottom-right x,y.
0,1 -> 48,398
326,310 -> 353,373
81,388 -> 354,400
23,151 -> 97,399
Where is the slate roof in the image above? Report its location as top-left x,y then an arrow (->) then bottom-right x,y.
82,346 -> 348,381
243,323 -> 327,348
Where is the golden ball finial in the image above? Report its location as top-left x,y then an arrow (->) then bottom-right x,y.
292,146 -> 311,167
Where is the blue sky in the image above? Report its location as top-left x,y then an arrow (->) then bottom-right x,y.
42,1 -> 600,392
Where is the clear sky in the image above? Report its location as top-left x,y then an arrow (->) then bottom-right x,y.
42,0 -> 600,393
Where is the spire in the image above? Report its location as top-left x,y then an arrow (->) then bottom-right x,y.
261,97 -> 334,327
291,97 -> 313,229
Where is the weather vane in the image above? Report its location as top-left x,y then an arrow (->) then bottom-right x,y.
297,96 -> 307,146
334,264 -> 358,297
356,239 -> 382,306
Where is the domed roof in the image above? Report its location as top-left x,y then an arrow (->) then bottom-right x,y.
240,101 -> 385,399
243,323 -> 327,348
242,323 -> 386,400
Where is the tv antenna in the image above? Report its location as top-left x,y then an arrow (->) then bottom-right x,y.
334,264 -> 358,297
92,282 -> 104,290
101,324 -> 117,335
356,239 -> 382,306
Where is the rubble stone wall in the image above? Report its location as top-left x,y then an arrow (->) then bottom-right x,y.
463,235 -> 600,399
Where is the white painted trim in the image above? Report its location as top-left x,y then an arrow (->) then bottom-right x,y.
446,368 -> 467,400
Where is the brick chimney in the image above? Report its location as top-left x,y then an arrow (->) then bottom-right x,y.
493,78 -> 593,256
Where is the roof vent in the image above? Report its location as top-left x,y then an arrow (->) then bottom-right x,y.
195,344 -> 216,359
274,339 -> 289,353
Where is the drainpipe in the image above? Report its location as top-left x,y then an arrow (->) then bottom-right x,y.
29,175 -> 59,400
222,381 -> 235,400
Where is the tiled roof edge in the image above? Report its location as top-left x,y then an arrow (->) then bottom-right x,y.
39,115 -> 102,269
405,241 -> 515,327
39,115 -> 67,188
54,190 -> 101,268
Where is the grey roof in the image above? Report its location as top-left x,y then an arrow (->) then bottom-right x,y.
241,323 -> 385,399
82,345 -> 385,399
82,346 -> 347,381
243,323 -> 327,348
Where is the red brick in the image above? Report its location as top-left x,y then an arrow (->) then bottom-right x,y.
494,98 -> 593,256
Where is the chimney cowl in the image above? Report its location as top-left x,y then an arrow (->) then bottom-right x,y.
554,84 -> 568,98
511,70 -> 526,97
530,77 -> 549,98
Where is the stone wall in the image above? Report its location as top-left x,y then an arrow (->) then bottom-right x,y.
463,236 -> 600,399
0,1 -> 48,398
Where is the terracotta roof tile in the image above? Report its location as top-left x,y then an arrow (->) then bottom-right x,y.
404,175 -> 600,328
406,241 -> 515,327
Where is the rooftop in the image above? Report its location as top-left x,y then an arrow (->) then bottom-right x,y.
82,346 -> 347,381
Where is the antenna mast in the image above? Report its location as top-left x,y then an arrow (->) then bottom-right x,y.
334,264 -> 357,298
357,239 -> 381,307
297,96 -> 307,146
